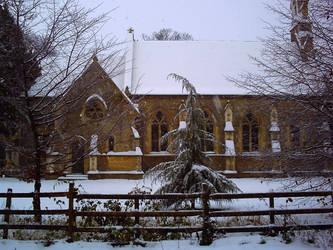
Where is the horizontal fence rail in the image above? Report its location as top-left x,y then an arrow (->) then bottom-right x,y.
76,193 -> 202,200
0,209 -> 68,215
1,183 -> 333,244
210,191 -> 333,199
209,208 -> 333,217
0,192 -> 68,198
76,210 -> 203,217
214,224 -> 333,233
75,226 -> 203,233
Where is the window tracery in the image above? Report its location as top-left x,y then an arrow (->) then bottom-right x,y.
85,100 -> 105,120
151,111 -> 168,152
242,113 -> 259,152
290,125 -> 301,149
202,111 -> 214,152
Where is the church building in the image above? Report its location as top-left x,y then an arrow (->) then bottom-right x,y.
2,0 -> 312,179
50,40 -> 283,179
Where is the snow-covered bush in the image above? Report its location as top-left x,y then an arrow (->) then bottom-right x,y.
298,230 -> 333,249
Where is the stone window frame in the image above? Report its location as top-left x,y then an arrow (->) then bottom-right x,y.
151,111 -> 168,152
242,113 -> 259,152
84,99 -> 106,121
289,124 -> 301,150
201,110 -> 215,152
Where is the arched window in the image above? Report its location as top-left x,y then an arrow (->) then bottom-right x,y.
242,113 -> 259,152
202,111 -> 214,152
108,136 -> 114,151
290,125 -> 300,149
85,100 -> 105,120
151,111 -> 168,152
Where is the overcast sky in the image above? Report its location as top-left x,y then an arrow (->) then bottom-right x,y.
81,0 -> 283,42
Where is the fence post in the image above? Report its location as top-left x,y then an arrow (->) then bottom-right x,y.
67,182 -> 75,242
134,198 -> 140,238
191,198 -> 195,209
200,183 -> 212,246
269,195 -> 275,224
3,188 -> 12,239
134,198 -> 139,225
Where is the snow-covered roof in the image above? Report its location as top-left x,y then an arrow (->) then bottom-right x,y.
126,40 -> 262,95
106,147 -> 142,156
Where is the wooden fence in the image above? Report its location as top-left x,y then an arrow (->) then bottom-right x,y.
1,183 -> 333,244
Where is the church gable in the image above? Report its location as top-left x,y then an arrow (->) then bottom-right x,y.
45,57 -> 143,178
64,57 -> 139,146
69,57 -> 138,116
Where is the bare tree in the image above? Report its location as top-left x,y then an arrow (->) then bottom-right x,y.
142,28 -> 193,41
1,0 -> 127,222
229,0 -> 333,186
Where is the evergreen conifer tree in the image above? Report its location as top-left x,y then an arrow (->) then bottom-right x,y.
0,2 -> 41,221
0,3 -> 40,137
146,74 -> 239,203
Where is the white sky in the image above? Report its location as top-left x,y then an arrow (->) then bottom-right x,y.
80,0 -> 283,42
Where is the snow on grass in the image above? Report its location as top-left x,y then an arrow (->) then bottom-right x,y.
0,233 -> 321,250
0,177 -> 331,249
0,177 -> 330,211
0,177 -> 330,225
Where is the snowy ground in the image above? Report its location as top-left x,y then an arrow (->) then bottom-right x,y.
0,177 -> 330,212
0,177 -> 332,249
0,233 -> 323,250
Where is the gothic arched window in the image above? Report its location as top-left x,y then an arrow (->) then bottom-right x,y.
151,111 -> 168,152
290,125 -> 301,149
202,111 -> 214,152
242,113 -> 259,152
85,100 -> 105,120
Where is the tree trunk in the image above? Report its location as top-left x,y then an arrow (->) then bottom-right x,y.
31,124 -> 42,223
33,161 -> 42,223
27,97 -> 42,223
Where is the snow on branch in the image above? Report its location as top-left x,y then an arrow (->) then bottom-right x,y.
168,73 -> 197,96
